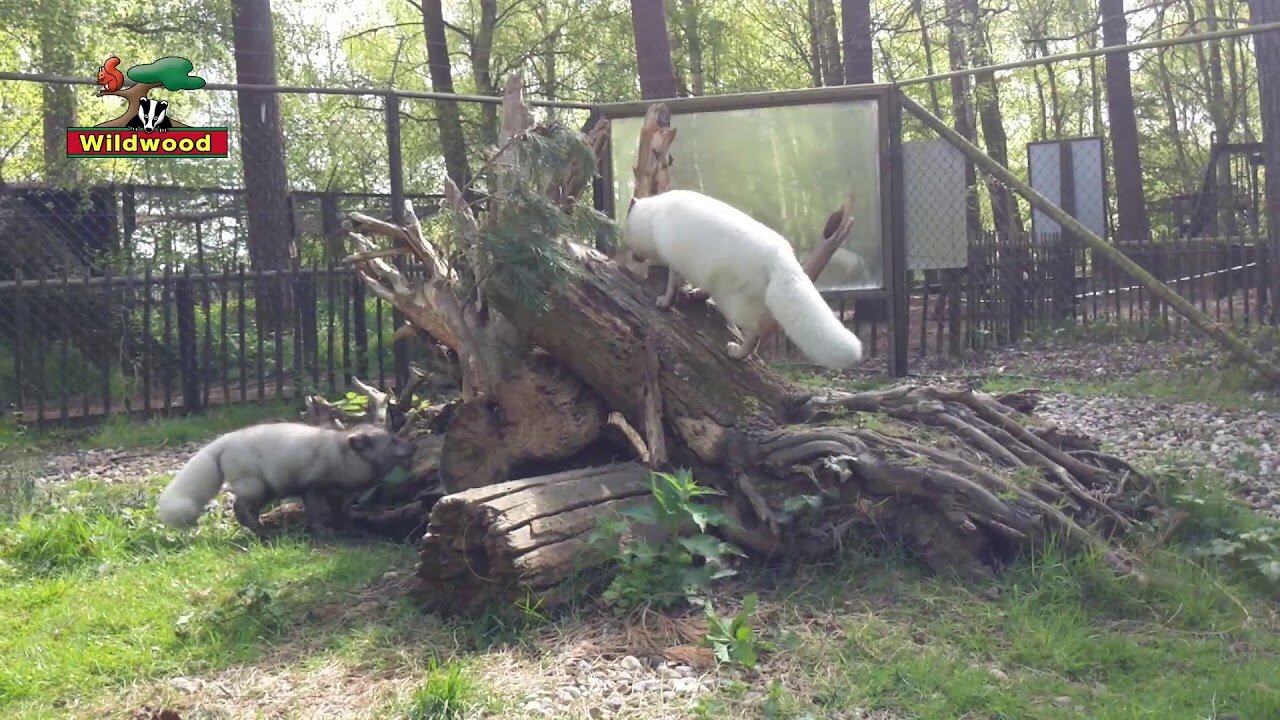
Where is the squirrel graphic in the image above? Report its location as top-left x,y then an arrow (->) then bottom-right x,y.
97,56 -> 125,92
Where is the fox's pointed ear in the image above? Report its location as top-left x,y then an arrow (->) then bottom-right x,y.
348,432 -> 372,452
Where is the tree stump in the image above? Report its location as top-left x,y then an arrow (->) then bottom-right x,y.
340,72 -> 1158,615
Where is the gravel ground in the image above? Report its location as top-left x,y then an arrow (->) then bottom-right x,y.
1034,392 -> 1280,517
904,337 -> 1211,382
25,339 -> 1279,520
34,444 -> 198,487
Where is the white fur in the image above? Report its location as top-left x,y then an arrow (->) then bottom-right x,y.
622,189 -> 863,369
155,423 -> 400,528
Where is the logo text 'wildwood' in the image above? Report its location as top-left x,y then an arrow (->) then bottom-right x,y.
67,128 -> 230,157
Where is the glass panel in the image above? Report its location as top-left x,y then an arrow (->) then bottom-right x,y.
609,100 -> 883,290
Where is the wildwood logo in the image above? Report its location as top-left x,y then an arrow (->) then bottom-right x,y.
66,56 -> 229,158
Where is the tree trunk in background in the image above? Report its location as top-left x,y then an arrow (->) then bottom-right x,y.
961,0 -> 1023,238
1101,0 -> 1148,243
815,0 -> 843,85
231,0 -> 296,329
39,0 -> 76,186
805,0 -> 824,86
842,0 -> 874,83
945,0 -> 981,238
1248,0 -> 1280,321
541,15 -> 562,102
679,0 -> 705,95
911,0 -> 941,114
421,0 -> 473,196
630,0 -> 680,99
1203,0 -> 1238,236
473,0 -> 500,147
1154,7 -> 1192,187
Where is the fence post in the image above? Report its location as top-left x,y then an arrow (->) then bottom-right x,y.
13,268 -> 26,412
886,89 -> 908,377
320,192 -> 343,263
1056,142 -> 1079,323
353,271 -> 368,380
176,265 -> 202,415
123,184 -> 137,261
386,90 -> 410,392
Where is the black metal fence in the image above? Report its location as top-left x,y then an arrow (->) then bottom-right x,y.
0,262 -> 410,426
1,69 -> 1276,424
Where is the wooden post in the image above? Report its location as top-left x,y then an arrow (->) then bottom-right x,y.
386,91 -> 410,393
176,266 -> 202,415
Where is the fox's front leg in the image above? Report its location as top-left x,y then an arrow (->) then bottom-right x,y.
325,491 -> 354,530
302,490 -> 332,533
656,267 -> 682,309
727,319 -> 765,361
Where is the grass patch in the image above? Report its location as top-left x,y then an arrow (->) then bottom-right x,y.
84,401 -> 297,449
696,540 -> 1280,720
0,475 -> 435,719
397,659 -> 493,720
0,401 -> 296,460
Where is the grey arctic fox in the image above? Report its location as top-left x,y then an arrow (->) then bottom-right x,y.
155,422 -> 417,537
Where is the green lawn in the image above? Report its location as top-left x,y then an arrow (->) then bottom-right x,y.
0,377 -> 1277,719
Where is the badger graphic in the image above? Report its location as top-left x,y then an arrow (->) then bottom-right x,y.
127,97 -> 172,133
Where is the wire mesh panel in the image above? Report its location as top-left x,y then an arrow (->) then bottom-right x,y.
897,82 -> 1276,374
599,87 -> 902,373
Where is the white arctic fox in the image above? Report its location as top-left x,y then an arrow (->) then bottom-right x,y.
155,422 -> 416,537
622,189 -> 864,369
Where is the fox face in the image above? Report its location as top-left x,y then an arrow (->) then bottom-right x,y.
347,427 -> 417,475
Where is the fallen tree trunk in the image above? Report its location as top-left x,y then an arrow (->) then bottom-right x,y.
416,463 -> 653,614
344,73 -> 1159,615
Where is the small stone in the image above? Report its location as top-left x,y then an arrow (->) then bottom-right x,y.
988,668 -> 1009,681
672,678 -> 699,694
657,665 -> 681,679
619,655 -> 643,672
169,677 -> 201,693
661,690 -> 676,702
1053,696 -> 1073,707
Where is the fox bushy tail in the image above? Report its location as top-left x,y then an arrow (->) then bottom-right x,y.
764,267 -> 864,369
156,442 -> 226,527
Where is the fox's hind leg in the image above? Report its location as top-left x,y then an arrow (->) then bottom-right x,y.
302,490 -> 333,533
727,317 -> 765,361
656,267 -> 682,309
727,331 -> 761,361
232,492 -> 269,539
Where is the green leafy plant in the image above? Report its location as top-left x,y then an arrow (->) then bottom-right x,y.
1158,472 -> 1280,587
702,593 -> 771,669
173,582 -> 287,644
590,469 -> 745,612
335,390 -> 370,414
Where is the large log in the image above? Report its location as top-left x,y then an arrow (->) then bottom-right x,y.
415,463 -> 653,614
